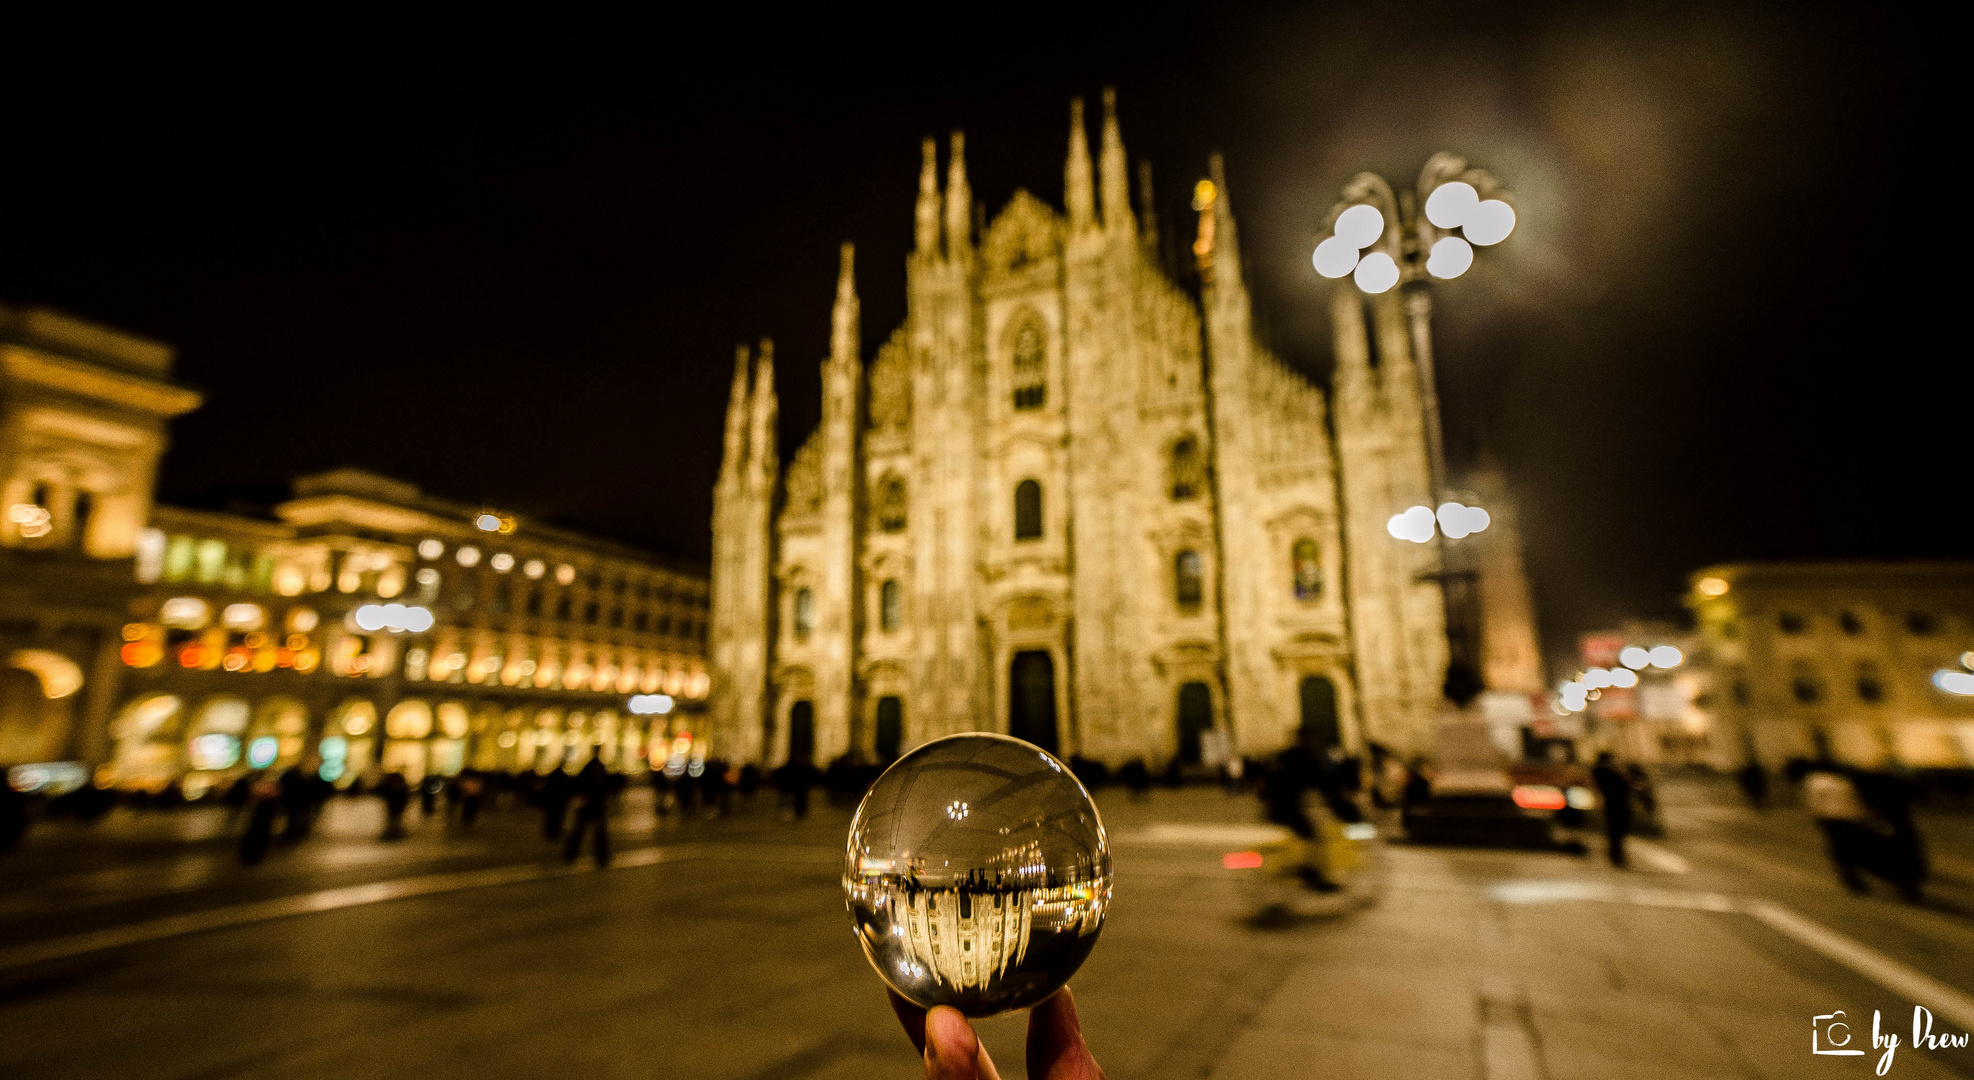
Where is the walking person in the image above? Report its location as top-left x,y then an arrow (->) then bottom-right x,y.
1736,758 -> 1770,809
540,763 -> 572,841
562,757 -> 612,866
379,771 -> 411,840
238,773 -> 282,865
1591,752 -> 1633,868
457,769 -> 485,829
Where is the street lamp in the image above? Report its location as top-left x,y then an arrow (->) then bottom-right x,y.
1318,154 -> 1516,679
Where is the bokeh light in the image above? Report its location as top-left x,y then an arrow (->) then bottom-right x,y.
1424,181 -> 1479,228
1353,252 -> 1399,294
1426,236 -> 1474,279
1464,199 -> 1516,245
1334,203 -> 1385,248
1312,235 -> 1360,278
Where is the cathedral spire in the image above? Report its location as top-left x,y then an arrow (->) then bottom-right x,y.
1099,88 -> 1134,236
914,137 -> 940,256
1065,97 -> 1095,233
1208,153 -> 1245,292
747,338 -> 778,485
720,343 -> 752,480
830,243 -> 859,366
1137,159 -> 1160,256
944,132 -> 972,260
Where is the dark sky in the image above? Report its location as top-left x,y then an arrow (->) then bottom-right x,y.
0,4 -> 1954,665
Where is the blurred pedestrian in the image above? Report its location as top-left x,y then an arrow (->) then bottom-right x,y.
379,771 -> 411,840
1119,759 -> 1151,801
540,763 -> 572,841
562,757 -> 611,866
1736,759 -> 1770,809
1793,760 -> 1926,901
238,773 -> 282,865
0,774 -> 26,855
777,757 -> 816,820
419,775 -> 439,817
1591,752 -> 1632,868
457,769 -> 485,829
278,762 -> 319,842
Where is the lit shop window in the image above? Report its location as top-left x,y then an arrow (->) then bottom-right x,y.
160,597 -> 212,630
386,700 -> 434,739
194,539 -> 227,584
135,528 -> 167,583
221,603 -> 266,632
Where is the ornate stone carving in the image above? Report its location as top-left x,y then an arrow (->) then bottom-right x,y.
982,191 -> 1062,281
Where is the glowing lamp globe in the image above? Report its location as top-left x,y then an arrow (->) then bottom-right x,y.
1426,236 -> 1474,279
1353,252 -> 1400,294
844,733 -> 1112,1017
1464,199 -> 1516,246
1424,180 -> 1479,228
1333,203 -> 1385,249
1312,235 -> 1360,278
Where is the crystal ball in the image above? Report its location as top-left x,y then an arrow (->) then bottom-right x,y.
844,732 -> 1113,1017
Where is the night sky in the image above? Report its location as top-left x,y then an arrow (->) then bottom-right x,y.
0,5 -> 1953,665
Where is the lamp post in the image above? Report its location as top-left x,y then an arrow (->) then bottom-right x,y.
1316,153 -> 1517,675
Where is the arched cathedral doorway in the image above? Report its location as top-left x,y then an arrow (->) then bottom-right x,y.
1298,675 -> 1340,752
1009,651 -> 1058,754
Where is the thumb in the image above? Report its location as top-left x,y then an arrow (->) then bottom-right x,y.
1028,987 -> 1104,1079
924,1006 -> 1001,1080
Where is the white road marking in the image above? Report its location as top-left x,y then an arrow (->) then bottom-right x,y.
1119,823 -> 1293,847
0,852 -> 667,972
1628,839 -> 1691,874
1743,899 -> 1974,1034
1487,878 -> 1974,1032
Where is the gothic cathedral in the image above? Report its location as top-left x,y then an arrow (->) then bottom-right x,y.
709,93 -> 1451,768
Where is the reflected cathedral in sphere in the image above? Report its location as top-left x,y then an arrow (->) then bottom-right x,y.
845,733 -> 1111,1016
709,91 -> 1482,770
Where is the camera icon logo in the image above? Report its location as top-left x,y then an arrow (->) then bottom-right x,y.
1814,1012 -> 1865,1056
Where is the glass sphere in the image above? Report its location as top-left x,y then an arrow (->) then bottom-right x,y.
844,733 -> 1112,1018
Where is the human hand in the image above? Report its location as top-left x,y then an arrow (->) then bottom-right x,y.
889,987 -> 1104,1080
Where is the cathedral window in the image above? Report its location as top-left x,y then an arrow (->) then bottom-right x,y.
874,476 -> 908,533
1174,550 -> 1203,612
793,587 -> 816,642
1291,538 -> 1322,601
1169,437 -> 1204,500
880,579 -> 902,632
1011,319 -> 1046,410
1014,480 -> 1043,541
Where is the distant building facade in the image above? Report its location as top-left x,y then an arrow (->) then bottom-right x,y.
710,94 -> 1478,768
1,307 -> 710,789
1687,562 -> 1974,770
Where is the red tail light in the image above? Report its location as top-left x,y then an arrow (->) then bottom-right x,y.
1511,785 -> 1567,810
1222,851 -> 1264,869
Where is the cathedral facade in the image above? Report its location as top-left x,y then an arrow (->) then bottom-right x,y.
709,93 -> 1449,768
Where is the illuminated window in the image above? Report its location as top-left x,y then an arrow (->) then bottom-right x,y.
1014,480 -> 1042,541
1291,538 -> 1322,601
874,476 -> 907,533
880,580 -> 902,632
194,539 -> 227,583
1169,437 -> 1204,500
1174,550 -> 1203,611
1010,318 -> 1046,410
794,588 -> 816,642
135,528 -> 167,583
163,535 -> 196,582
